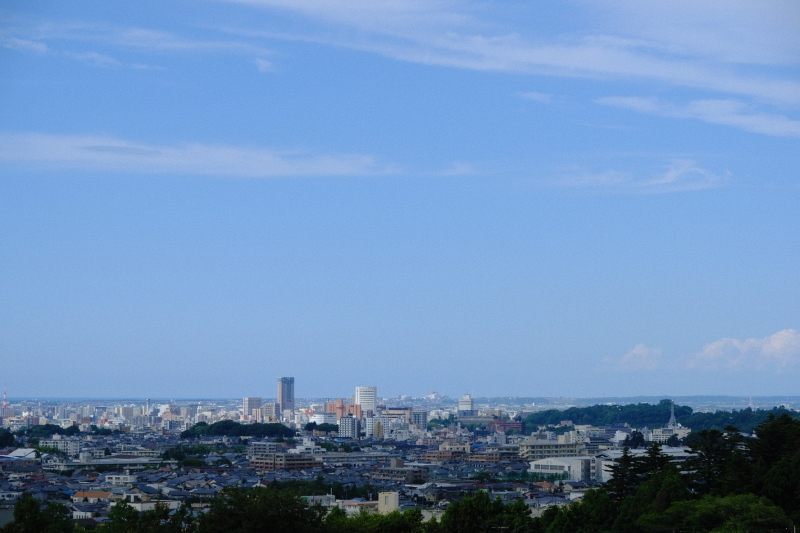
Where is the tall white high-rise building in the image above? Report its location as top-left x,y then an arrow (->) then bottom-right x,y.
354,386 -> 377,415
458,394 -> 475,416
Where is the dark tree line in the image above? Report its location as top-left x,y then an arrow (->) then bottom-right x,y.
304,422 -> 339,433
524,398 -> 800,433
15,424 -> 80,440
1,488 -> 541,533
180,420 -> 294,439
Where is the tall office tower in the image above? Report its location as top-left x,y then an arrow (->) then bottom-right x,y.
355,386 -> 377,415
277,377 -> 295,414
243,397 -> 262,418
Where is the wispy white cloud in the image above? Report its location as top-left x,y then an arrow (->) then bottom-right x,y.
688,329 -> 800,370
585,0 -> 800,67
3,21 -> 273,70
518,91 -> 553,104
228,0 -> 800,68
219,0 -> 800,107
108,27 -> 271,56
607,343 -> 662,371
8,2 -> 800,109
131,63 -> 166,71
221,0 -> 474,36
598,96 -> 800,137
254,57 -> 273,72
0,132 -> 393,178
1,36 -> 47,53
434,161 -> 479,177
66,51 -> 121,68
558,159 -> 724,194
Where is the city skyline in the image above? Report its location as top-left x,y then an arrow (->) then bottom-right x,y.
1,1 -> 798,399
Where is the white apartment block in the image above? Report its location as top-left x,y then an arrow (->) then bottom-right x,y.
355,386 -> 377,414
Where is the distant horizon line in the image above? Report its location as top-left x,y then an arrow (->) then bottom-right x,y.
5,394 -> 800,403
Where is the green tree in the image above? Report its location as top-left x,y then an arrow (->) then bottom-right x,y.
545,488 -> 616,533
749,413 -> 800,471
0,428 -> 16,447
621,431 -> 645,449
322,506 -> 350,533
606,443 -> 672,502
35,445 -> 65,458
761,448 -> 800,524
180,457 -> 206,468
196,487 -> 325,533
633,442 -> 671,480
439,491 -> 536,533
614,467 -> 690,533
105,501 -> 196,533
330,508 -> 428,533
0,493 -> 73,533
181,421 -> 294,439
604,448 -> 638,500
104,501 -> 141,533
647,493 -> 792,533
20,424 -> 64,439
685,428 -> 740,495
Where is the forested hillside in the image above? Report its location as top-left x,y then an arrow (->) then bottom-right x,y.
523,399 -> 799,433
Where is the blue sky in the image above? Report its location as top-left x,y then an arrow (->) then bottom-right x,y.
1,0 -> 799,399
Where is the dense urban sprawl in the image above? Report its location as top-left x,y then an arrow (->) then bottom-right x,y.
1,384 -> 799,531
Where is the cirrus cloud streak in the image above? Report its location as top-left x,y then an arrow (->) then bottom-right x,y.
0,132 -> 394,178
221,0 -> 800,107
556,159 -> 724,194
598,96 -> 800,137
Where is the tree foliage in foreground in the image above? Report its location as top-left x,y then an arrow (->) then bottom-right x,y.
0,428 -> 17,447
544,414 -> 800,532
0,493 -> 73,533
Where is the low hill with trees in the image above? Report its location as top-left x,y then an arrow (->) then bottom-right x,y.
180,420 -> 294,439
523,398 -> 799,433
